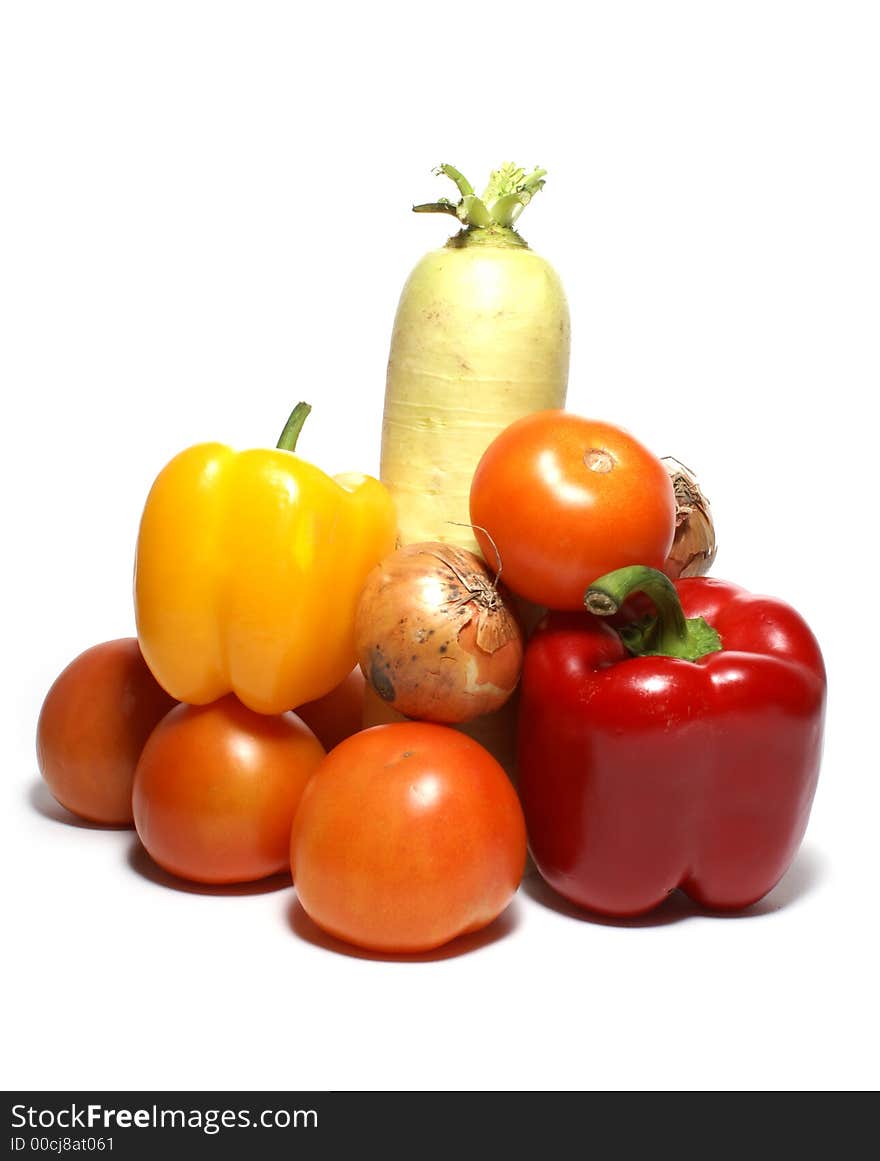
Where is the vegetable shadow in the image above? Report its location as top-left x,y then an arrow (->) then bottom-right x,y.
519,844 -> 827,929
29,779 -> 291,896
126,835 -> 292,897
287,894 -> 522,963
27,778 -> 132,832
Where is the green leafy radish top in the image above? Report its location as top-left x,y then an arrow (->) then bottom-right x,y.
413,162 -> 550,245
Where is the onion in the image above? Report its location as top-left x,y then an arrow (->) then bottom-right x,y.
662,458 -> 718,579
354,541 -> 524,725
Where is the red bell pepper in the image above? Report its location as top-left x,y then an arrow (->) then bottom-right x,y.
517,565 -> 826,917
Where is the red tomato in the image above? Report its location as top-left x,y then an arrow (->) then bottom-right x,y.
295,665 -> 365,751
290,722 -> 527,953
132,696 -> 324,884
470,411 -> 676,611
37,638 -> 177,825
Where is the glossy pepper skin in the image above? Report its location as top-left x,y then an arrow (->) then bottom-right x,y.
517,570 -> 826,917
134,406 -> 397,715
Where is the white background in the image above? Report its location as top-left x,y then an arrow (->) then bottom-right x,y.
2,1 -> 878,1093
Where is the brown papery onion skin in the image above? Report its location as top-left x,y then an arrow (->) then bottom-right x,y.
662,458 -> 718,579
354,542 -> 524,725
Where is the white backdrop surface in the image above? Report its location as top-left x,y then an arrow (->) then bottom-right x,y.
2,0 -> 877,1092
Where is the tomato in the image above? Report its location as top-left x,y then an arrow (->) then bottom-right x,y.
469,410 -> 676,611
132,696 -> 325,884
37,638 -> 177,825
295,665 -> 365,751
290,722 -> 527,953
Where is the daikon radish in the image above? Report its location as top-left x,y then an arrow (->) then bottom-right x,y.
381,162 -> 570,557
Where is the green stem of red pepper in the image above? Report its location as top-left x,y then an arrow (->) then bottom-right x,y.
276,402 -> 312,453
585,565 -> 722,662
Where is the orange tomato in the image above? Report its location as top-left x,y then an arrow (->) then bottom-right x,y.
469,411 -> 676,611
290,722 -> 527,954
132,696 -> 324,884
295,665 -> 366,751
37,638 -> 177,825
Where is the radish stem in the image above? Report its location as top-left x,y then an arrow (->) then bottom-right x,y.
412,162 -> 549,238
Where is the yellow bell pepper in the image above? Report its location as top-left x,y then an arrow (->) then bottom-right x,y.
134,403 -> 397,715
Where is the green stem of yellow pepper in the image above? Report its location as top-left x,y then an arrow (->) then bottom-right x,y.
276,402 -> 312,453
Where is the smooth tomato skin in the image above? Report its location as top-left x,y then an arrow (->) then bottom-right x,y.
37,638 -> 177,825
133,695 -> 325,884
290,722 -> 527,954
470,410 -> 676,610
295,665 -> 366,751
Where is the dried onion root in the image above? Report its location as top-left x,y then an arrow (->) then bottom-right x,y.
354,542 -> 523,725
662,458 -> 718,579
